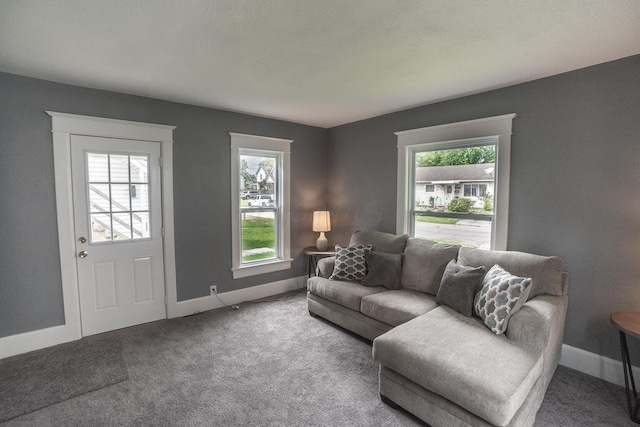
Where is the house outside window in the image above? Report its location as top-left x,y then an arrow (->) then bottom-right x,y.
395,114 -> 515,250
412,149 -> 496,248
230,133 -> 292,279
415,163 -> 495,212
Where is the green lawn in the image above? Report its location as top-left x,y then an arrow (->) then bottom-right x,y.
242,215 -> 275,262
243,252 -> 275,262
415,216 -> 459,225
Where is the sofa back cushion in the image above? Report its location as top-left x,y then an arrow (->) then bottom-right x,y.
361,251 -> 403,290
401,238 -> 460,295
349,230 -> 409,254
458,247 -> 565,298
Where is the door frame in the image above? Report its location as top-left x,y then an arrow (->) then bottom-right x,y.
49,111 -> 179,341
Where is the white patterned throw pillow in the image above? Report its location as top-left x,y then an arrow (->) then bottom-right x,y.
329,244 -> 372,282
474,264 -> 532,335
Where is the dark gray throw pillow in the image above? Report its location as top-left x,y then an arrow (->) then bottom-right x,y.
435,259 -> 486,317
361,251 -> 403,289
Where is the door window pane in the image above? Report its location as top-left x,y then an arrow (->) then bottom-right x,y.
131,184 -> 149,211
91,213 -> 112,242
132,212 -> 151,239
87,153 -> 109,182
89,184 -> 111,213
109,154 -> 130,182
110,184 -> 131,211
112,213 -> 132,241
130,156 -> 149,183
85,151 -> 151,244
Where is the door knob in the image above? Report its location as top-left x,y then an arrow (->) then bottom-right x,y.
78,236 -> 87,243
78,250 -> 88,258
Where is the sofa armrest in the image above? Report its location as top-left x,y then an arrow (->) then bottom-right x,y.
506,294 -> 568,387
316,257 -> 335,278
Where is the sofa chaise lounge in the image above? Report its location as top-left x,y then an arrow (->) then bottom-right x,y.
307,230 -> 569,427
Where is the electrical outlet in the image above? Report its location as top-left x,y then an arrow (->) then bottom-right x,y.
210,285 -> 217,295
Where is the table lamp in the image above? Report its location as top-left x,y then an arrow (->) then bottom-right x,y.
313,210 -> 331,251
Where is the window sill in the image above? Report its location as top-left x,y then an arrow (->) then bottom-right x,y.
231,258 -> 293,279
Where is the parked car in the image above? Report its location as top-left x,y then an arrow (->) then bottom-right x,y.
241,190 -> 259,199
248,195 -> 275,207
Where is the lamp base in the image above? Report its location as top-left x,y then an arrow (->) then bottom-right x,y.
315,232 -> 328,251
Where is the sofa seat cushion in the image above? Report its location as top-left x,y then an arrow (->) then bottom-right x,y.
360,290 -> 438,327
373,306 -> 543,426
307,276 -> 386,311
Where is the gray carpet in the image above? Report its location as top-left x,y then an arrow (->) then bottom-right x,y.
0,290 -> 636,426
0,334 -> 127,422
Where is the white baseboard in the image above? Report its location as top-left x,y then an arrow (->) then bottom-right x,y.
12,280 -> 634,389
0,276 -> 307,359
0,324 -> 80,360
173,275 -> 307,317
559,343 -> 639,387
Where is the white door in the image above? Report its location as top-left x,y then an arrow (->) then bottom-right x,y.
71,135 -> 166,336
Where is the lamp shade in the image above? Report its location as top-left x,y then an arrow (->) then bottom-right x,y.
312,211 -> 331,232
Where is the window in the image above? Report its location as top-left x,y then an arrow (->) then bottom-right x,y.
463,184 -> 488,197
86,152 -> 151,243
230,133 -> 292,278
396,114 -> 516,250
412,144 -> 496,249
425,184 -> 435,192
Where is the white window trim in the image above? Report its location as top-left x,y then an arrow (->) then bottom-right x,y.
230,132 -> 292,279
395,114 -> 516,250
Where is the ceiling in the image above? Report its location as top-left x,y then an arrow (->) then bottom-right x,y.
1,1 -> 639,128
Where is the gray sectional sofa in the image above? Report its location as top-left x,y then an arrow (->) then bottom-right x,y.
307,230 -> 569,427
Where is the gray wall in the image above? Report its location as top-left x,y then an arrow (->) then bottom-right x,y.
326,55 -> 640,360
2,55 -> 639,362
0,72 -> 327,338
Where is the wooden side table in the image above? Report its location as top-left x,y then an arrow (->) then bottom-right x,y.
611,311 -> 640,424
303,246 -> 336,277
